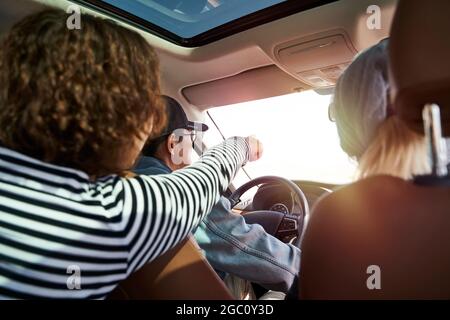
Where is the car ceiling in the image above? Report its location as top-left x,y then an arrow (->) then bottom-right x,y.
0,0 -> 396,120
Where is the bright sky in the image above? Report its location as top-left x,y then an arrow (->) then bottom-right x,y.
202,90 -> 357,186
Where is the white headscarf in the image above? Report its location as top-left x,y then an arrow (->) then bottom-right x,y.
332,39 -> 390,159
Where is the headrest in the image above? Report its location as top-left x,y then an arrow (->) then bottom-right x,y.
389,0 -> 450,136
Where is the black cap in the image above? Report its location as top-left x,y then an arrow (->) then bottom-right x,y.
159,95 -> 208,136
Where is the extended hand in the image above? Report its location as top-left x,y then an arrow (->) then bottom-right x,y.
245,136 -> 263,162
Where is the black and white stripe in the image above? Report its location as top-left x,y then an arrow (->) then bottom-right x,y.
0,137 -> 248,299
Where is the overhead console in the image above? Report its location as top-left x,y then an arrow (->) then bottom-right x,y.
274,29 -> 358,88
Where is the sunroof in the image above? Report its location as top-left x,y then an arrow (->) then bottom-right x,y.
102,0 -> 285,38
75,0 -> 338,46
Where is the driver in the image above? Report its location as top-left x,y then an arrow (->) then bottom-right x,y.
134,96 -> 301,298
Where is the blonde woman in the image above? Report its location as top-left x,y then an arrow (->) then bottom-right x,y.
299,40 -> 445,299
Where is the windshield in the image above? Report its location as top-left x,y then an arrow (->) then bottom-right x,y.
203,90 -> 357,186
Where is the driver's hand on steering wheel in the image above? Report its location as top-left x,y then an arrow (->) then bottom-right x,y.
245,136 -> 263,162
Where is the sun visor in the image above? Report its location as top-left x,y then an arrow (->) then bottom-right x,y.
182,65 -> 310,109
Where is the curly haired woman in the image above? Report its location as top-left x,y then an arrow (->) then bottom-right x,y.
0,9 -> 262,299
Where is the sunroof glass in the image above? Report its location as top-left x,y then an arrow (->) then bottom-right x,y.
101,0 -> 286,38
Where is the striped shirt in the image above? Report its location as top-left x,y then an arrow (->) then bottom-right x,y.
0,137 -> 248,299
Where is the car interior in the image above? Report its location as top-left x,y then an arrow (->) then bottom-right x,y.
2,0 -> 449,300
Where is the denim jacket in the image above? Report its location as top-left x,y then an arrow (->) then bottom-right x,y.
134,156 -> 301,293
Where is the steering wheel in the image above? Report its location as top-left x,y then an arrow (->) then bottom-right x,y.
229,176 -> 310,248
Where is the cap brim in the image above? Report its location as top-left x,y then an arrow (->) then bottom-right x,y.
186,121 -> 209,132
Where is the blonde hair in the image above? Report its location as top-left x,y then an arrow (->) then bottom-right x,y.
357,116 -> 430,180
